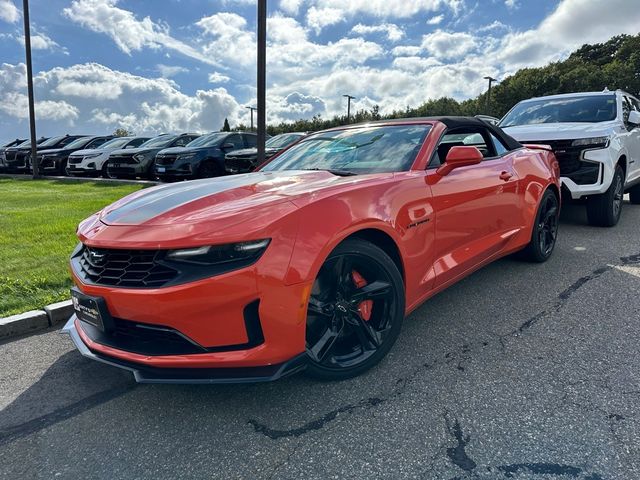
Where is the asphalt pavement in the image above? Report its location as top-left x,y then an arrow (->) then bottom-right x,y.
1,199 -> 639,480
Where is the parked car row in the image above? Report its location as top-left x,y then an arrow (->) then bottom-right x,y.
0,131 -> 307,181
3,88 -> 639,227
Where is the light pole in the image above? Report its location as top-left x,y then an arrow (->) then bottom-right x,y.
343,94 -> 356,123
256,0 -> 266,166
245,106 -> 257,131
483,76 -> 497,115
22,0 -> 39,178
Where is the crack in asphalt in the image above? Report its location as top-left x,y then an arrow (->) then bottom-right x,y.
248,252 -> 640,477
248,397 -> 385,439
441,415 -> 604,479
444,410 -> 477,472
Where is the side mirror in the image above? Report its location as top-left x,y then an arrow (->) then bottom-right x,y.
221,143 -> 235,151
628,110 -> 640,126
436,146 -> 483,176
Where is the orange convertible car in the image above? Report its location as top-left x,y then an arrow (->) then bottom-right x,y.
63,117 -> 560,383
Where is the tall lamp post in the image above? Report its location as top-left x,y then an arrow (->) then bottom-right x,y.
256,0 -> 267,166
245,106 -> 257,131
343,94 -> 356,123
22,0 -> 39,178
483,76 -> 497,115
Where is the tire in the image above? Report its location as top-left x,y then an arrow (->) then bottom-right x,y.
198,160 -> 222,179
101,161 -> 110,178
587,165 -> 624,227
305,238 -> 405,381
629,183 -> 640,205
521,188 -> 559,263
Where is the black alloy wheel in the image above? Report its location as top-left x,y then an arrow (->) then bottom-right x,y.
305,238 -> 404,380
521,188 -> 559,263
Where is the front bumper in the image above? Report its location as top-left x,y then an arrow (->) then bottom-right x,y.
62,316 -> 307,384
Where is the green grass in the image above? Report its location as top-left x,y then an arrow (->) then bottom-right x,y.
0,179 -> 144,317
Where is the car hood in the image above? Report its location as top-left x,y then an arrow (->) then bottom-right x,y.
98,170 -> 387,227
70,148 -> 108,156
39,147 -> 68,155
157,147 -> 209,155
502,121 -> 619,141
227,147 -> 280,157
111,147 -> 158,156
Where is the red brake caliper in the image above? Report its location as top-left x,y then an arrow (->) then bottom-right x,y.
352,270 -> 373,321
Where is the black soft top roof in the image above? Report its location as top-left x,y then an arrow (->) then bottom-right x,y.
413,116 -> 523,151
342,116 -> 523,151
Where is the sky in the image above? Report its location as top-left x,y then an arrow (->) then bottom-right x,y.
0,0 -> 639,142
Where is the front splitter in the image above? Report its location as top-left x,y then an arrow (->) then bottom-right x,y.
61,315 -> 307,384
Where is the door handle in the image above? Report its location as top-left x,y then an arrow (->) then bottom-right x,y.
499,171 -> 513,181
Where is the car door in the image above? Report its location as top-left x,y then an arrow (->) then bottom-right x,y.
427,126 -> 522,287
623,95 -> 640,184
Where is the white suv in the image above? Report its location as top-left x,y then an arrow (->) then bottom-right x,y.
66,136 -> 149,177
501,90 -> 640,226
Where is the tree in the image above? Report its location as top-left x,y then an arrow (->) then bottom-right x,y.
113,128 -> 132,137
221,118 -> 231,132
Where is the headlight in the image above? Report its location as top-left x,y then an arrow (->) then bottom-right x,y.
166,239 -> 270,265
177,154 -> 197,161
83,153 -> 101,159
133,153 -> 147,162
571,136 -> 609,148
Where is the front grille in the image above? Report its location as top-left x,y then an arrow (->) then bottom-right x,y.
109,155 -> 136,165
155,155 -> 177,166
225,155 -> 255,172
68,157 -> 82,165
78,246 -> 179,288
530,139 -> 600,185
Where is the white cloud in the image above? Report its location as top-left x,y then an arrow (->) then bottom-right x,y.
0,0 -> 19,23
63,0 -> 217,66
505,0 -> 517,8
421,30 -> 477,59
15,31 -> 65,53
351,23 -> 404,42
306,7 -> 343,33
497,0 -> 640,69
208,72 -> 231,83
156,64 -> 188,78
279,0 -> 303,15
313,0 -> 463,19
0,62 -> 243,135
426,14 -> 444,25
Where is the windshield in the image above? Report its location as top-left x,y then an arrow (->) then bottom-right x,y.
186,133 -> 226,148
65,137 -> 94,149
262,125 -> 430,174
139,135 -> 179,148
100,138 -> 131,149
501,95 -> 617,127
266,133 -> 304,149
39,136 -> 67,147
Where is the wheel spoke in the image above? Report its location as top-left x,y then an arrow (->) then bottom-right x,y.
350,281 -> 392,303
307,297 -> 331,318
331,255 -> 354,296
350,314 -> 381,350
307,321 -> 341,362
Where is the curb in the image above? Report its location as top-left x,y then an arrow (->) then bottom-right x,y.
44,300 -> 74,326
0,310 -> 49,339
0,299 -> 73,340
0,173 -> 158,186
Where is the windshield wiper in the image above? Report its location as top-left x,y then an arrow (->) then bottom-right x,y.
303,168 -> 358,177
